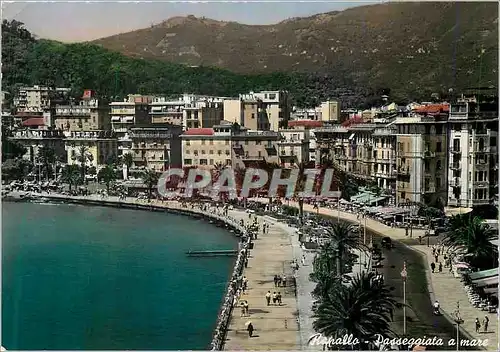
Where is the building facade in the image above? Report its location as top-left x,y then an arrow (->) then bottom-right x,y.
53,90 -> 110,131
129,125 -> 182,172
10,129 -> 66,163
180,123 -> 280,169
394,109 -> 449,207
447,94 -> 498,208
65,130 -> 117,169
277,129 -> 310,167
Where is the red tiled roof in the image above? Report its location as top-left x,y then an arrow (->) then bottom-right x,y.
415,104 -> 450,113
183,128 -> 214,136
22,117 -> 45,127
288,120 -> 323,128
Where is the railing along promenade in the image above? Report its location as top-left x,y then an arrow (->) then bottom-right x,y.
27,194 -> 251,351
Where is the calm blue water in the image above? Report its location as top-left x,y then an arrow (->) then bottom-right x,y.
2,202 -> 238,350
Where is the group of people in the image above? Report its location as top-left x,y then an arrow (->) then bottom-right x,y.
474,316 -> 490,333
264,291 -> 283,306
430,244 -> 447,273
273,274 -> 288,287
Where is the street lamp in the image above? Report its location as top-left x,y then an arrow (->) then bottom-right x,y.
454,301 -> 462,351
400,261 -> 407,335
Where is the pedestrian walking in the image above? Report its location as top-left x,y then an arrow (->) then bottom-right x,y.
272,292 -> 278,305
277,292 -> 282,306
283,275 -> 287,287
438,262 -> 443,272
301,256 -> 305,266
475,318 -> 481,333
431,262 -> 436,273
244,301 -> 249,316
265,291 -> 271,306
434,254 -> 439,263
247,322 -> 254,337
483,316 -> 489,333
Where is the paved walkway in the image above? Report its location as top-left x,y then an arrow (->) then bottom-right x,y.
253,199 -> 498,350
222,210 -> 300,350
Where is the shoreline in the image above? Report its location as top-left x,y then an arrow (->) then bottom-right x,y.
3,195 -> 251,351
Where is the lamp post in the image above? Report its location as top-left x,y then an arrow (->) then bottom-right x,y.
401,261 -> 407,335
454,301 -> 462,351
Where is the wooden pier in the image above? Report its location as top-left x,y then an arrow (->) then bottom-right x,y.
186,250 -> 238,257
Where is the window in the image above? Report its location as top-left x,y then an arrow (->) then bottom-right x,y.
225,140 -> 229,145
186,140 -> 191,146
184,159 -> 192,165
209,150 -> 214,154
218,150 -> 222,155
202,140 -> 205,145
436,142 -> 442,152
436,160 -> 442,170
210,140 -> 213,145
436,178 -> 441,187
401,192 -> 406,200
251,113 -> 255,119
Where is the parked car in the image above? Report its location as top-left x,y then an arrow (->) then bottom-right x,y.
381,237 -> 393,249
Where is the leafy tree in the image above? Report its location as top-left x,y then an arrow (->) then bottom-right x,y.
72,146 -> 93,184
36,146 -> 56,180
98,165 -> 117,193
61,164 -> 81,191
2,158 -> 33,181
142,168 -> 159,201
326,222 -> 364,277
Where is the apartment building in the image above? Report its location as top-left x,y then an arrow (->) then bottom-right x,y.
10,129 -> 66,163
224,97 -> 264,130
110,94 -> 152,159
394,105 -> 449,207
53,90 -> 110,131
128,124 -> 182,172
320,100 -> 341,122
180,123 -> 280,169
182,96 -> 224,130
65,130 -> 117,168
372,127 -> 397,194
291,107 -> 322,121
13,85 -> 51,114
288,120 -> 323,165
110,95 -> 152,133
149,96 -> 184,125
277,129 -> 310,167
447,94 -> 498,208
238,90 -> 291,131
315,124 -> 376,182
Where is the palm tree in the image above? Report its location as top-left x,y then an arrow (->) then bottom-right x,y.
98,165 -> 117,194
61,164 -> 81,191
326,222 -> 364,277
72,146 -> 93,185
443,215 -> 497,270
294,161 -> 308,224
142,168 -> 159,201
121,152 -> 133,180
312,271 -> 399,350
36,146 -> 56,180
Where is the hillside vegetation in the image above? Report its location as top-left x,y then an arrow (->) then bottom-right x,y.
94,2 -> 498,94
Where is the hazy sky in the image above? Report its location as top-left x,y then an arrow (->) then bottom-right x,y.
2,0 -> 377,42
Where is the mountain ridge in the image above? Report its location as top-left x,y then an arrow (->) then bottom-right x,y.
93,1 -> 498,93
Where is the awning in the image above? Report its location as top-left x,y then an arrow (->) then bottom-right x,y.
348,133 -> 355,140
111,116 -> 120,122
124,116 -> 134,122
483,287 -> 498,296
469,268 -> 499,281
490,239 -> 499,247
473,276 -> 498,288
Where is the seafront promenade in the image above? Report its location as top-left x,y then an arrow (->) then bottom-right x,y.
258,199 -> 498,350
222,210 -> 300,350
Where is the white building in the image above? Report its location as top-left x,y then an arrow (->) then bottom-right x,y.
277,129 -> 310,167
447,95 -> 498,208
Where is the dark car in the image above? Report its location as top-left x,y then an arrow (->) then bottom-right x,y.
381,237 -> 392,249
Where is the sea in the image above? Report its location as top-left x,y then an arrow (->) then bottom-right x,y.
2,201 -> 238,350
